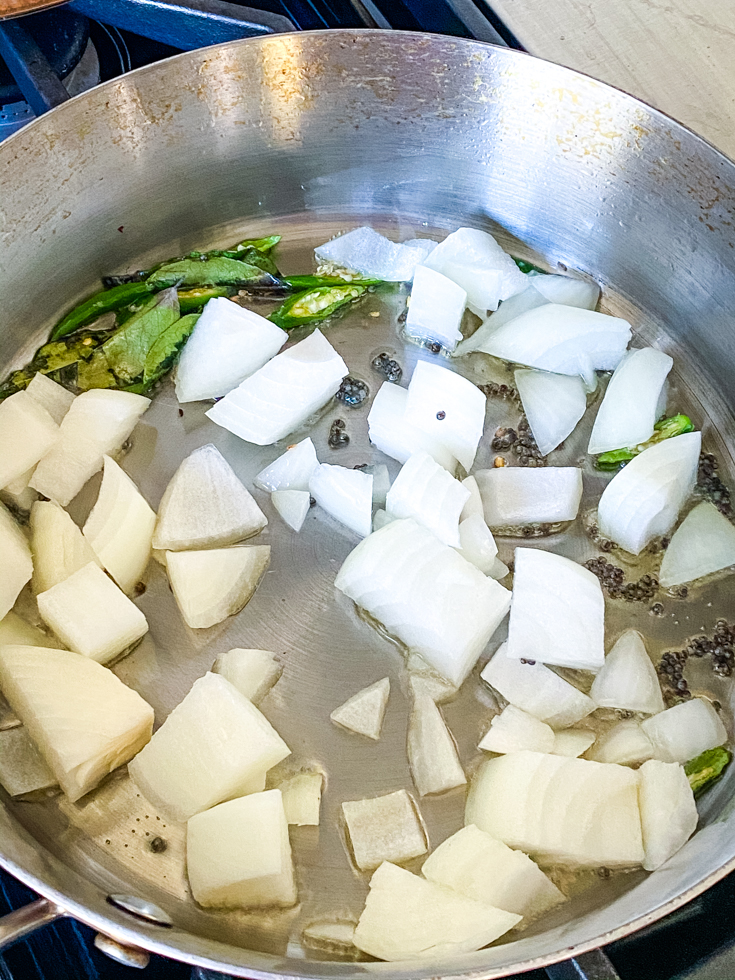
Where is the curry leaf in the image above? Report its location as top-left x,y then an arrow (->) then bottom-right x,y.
101,288 -> 180,384
144,313 -> 200,385
147,256 -> 274,288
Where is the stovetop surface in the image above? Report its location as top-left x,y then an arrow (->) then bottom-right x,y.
1,4 -> 734,978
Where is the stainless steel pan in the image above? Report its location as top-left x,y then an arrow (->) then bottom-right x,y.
2,29 -> 735,980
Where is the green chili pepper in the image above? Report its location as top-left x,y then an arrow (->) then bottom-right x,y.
514,257 -> 547,275
283,275 -> 382,291
596,414 -> 695,471
177,286 -> 235,312
685,746 -> 731,796
269,283 -> 370,330
50,282 -> 160,341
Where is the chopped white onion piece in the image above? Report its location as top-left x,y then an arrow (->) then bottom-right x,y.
454,284 -> 545,358
404,360 -> 486,472
597,431 -> 702,554
530,273 -> 600,309
353,862 -> 521,962
456,514 -> 499,574
589,629 -> 665,715
422,825 -> 565,920
277,771 -> 323,826
639,760 -> 698,871
207,329 -> 347,445
405,266 -> 467,351
478,704 -> 555,754
478,304 -> 632,389
641,698 -> 727,764
212,648 -> 282,704
367,382 -> 458,472
0,610 -> 62,649
30,500 -> 100,594
587,720 -> 654,766
25,373 -> 75,425
480,642 -> 595,728
335,519 -> 511,687
153,444 -> 266,551
302,920 -> 357,953
385,452 -> 469,547
506,548 -> 605,671
423,227 -> 528,312
315,226 -> 434,281
342,790 -> 427,871
254,437 -> 318,492
330,677 -> 390,740
0,478 -> 37,513
466,751 -> 644,869
588,348 -> 674,455
166,545 -> 270,629
0,391 -> 59,491
175,298 -> 287,402
659,501 -> 735,587
83,456 -> 156,594
310,463 -> 373,538
30,390 -> 149,507
515,369 -> 588,456
0,644 -> 153,802
37,562 -> 148,665
364,463 -> 391,508
407,693 -> 466,796
187,789 -> 297,908
460,475 -> 484,520
552,729 -> 596,758
407,671 -> 457,704
0,726 -> 57,797
476,467 -> 583,530
489,557 -> 511,580
271,489 -> 310,532
129,672 -> 290,822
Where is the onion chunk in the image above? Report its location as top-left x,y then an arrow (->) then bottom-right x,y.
166,545 -> 270,629
476,467 -> 583,530
175,297 -> 287,402
37,562 -> 148,665
641,698 -> 727,764
639,760 -> 698,870
597,430 -> 701,555
590,629 -> 664,715
330,677 -> 390,740
271,489 -> 310,532
0,644 -> 153,802
404,266 -> 466,351
588,348 -> 673,455
335,519 -> 511,687
404,361 -> 486,472
212,648 -> 282,704
479,705 -> 555,755
30,500 -> 100,595
83,456 -> 156,594
254,437 -> 318,492
186,789 -> 297,908
481,642 -> 596,728
128,671 -> 290,822
353,862 -> 521,962
422,825 -> 565,920
367,382 -> 458,472
506,548 -> 605,671
0,726 -> 57,797
385,452 -> 469,547
153,444 -> 266,551
342,790 -> 427,871
588,720 -> 654,767
206,328 -> 347,445
277,771 -> 323,826
466,751 -> 644,869
0,504 -> 32,620
407,693 -> 466,796
515,369 -> 587,456
659,500 -> 735,587
310,463 -> 373,538
315,226 -> 434,281
0,391 -> 59,491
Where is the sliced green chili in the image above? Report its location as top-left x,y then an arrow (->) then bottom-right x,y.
269,283 -> 370,330
50,282 -> 160,341
596,414 -> 695,471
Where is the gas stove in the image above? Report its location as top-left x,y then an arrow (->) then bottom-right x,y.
0,3 -> 734,979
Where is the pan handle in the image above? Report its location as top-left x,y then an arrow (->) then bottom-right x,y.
0,898 -> 68,952
545,949 -> 621,979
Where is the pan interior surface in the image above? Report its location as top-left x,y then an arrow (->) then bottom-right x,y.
1,29 -> 735,980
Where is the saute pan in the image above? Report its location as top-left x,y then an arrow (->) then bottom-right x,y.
1,29 -> 735,980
